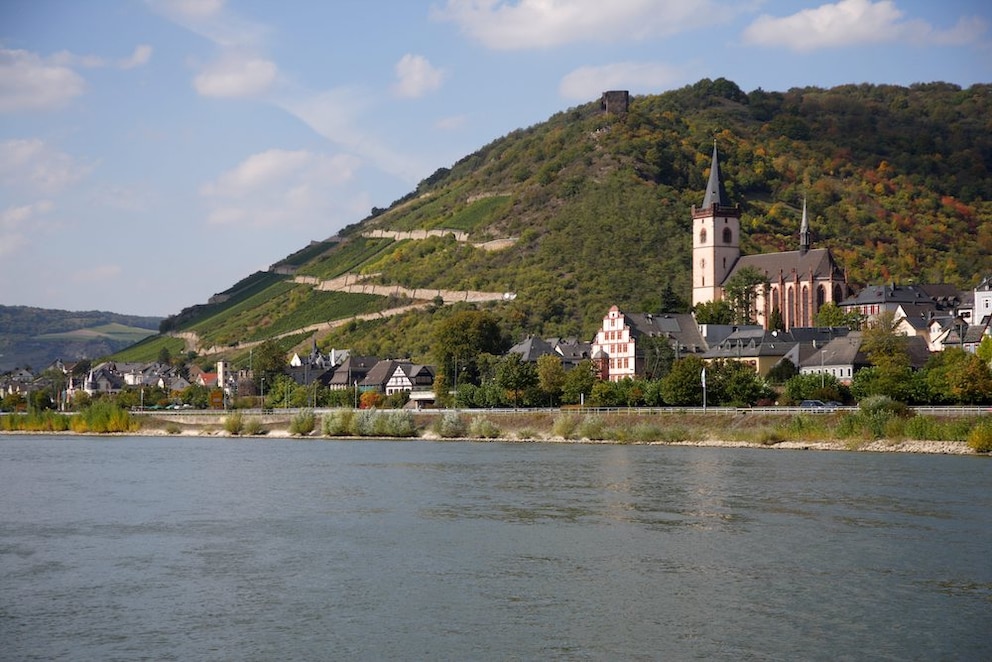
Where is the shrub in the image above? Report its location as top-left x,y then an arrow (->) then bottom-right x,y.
165,422 -> 182,435
784,414 -> 831,441
552,414 -> 579,439
468,417 -> 501,439
350,409 -> 377,436
323,409 -> 355,436
967,419 -> 992,453
434,411 -> 466,438
375,410 -> 416,437
618,423 -> 666,443
858,395 -> 910,418
904,415 -> 943,441
224,412 -> 243,435
242,417 -> 265,435
289,409 -> 316,436
73,401 -> 138,433
754,429 -> 785,445
576,416 -> 607,441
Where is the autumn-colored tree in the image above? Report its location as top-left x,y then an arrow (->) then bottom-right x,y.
360,390 -> 384,409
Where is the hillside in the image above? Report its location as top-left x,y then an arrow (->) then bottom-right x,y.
0,306 -> 160,372
148,79 -> 992,368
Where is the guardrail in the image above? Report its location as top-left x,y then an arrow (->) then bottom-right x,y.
128,405 -> 992,417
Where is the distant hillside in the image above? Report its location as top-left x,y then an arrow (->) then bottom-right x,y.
0,306 -> 160,372
145,79 -> 991,368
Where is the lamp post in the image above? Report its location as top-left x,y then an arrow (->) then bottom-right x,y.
260,376 -> 265,410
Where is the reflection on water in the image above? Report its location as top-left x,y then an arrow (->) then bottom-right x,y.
1,436 -> 990,661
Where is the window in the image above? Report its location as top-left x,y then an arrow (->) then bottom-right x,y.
722,227 -> 732,244
699,228 -> 707,244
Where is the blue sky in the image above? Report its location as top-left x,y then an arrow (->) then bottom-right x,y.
1,0 -> 989,317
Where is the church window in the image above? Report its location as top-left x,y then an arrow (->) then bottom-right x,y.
699,228 -> 707,244
817,285 -> 826,308
722,227 -> 732,244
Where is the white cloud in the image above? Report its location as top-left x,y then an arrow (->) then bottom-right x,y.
435,114 -> 468,131
148,0 -> 267,48
0,47 -> 86,112
0,43 -> 151,112
155,0 -> 226,21
0,139 -> 91,195
276,91 -> 425,181
201,148 -> 363,228
119,44 -> 154,69
559,61 -> 687,100
392,54 -> 445,99
193,53 -> 278,97
432,0 -> 727,50
0,201 -> 54,256
742,0 -> 988,52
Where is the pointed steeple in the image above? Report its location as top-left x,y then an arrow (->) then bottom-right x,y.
702,140 -> 728,208
799,197 -> 810,255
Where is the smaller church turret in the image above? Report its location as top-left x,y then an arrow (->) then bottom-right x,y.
799,198 -> 810,255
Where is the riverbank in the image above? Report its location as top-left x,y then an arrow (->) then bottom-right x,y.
6,409 -> 975,454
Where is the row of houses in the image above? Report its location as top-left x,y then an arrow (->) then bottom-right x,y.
588,275 -> 991,386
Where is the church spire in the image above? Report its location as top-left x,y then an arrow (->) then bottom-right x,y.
702,140 -> 728,208
799,197 -> 810,255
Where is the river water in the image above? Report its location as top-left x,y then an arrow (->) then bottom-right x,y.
1,435 -> 989,661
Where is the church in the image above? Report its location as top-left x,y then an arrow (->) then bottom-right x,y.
691,143 -> 849,330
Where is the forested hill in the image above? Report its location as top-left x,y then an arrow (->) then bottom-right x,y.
0,306 -> 161,372
150,79 -> 991,365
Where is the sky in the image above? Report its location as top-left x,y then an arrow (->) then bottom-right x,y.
1,0 -> 990,318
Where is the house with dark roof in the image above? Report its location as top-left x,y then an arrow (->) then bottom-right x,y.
799,333 -> 871,384
590,306 -> 707,381
507,336 -> 557,362
327,355 -> 378,391
691,143 -> 849,330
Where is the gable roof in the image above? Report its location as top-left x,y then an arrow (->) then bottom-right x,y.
622,312 -> 708,355
326,355 -> 378,387
508,336 -> 557,362
800,333 -> 869,369
728,247 -> 842,285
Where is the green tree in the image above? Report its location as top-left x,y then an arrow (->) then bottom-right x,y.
766,358 -> 798,384
707,359 -> 771,406
767,307 -> 785,332
815,302 -> 862,329
693,300 -> 733,325
536,354 -> 566,406
977,336 -> 992,365
431,309 -> 507,387
493,354 -> 536,407
858,310 -> 913,400
661,355 -> 706,406
254,339 -> 288,386
724,266 -> 769,325
783,372 -> 846,404
641,335 -> 676,380
561,360 -> 596,405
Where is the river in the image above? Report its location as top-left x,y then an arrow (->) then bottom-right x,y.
1,435 -> 989,660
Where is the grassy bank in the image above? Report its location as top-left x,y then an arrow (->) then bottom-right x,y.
5,399 -> 990,453
27,405 -> 982,454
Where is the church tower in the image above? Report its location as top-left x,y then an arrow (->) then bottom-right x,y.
692,142 -> 741,307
